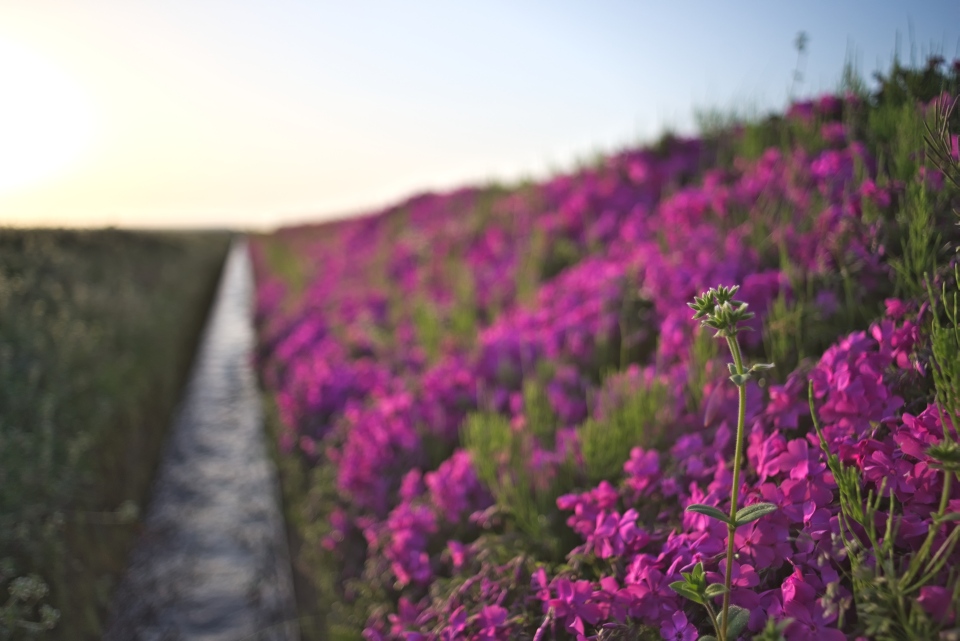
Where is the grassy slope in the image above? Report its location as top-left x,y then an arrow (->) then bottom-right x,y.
252,57 -> 960,640
0,228 -> 231,640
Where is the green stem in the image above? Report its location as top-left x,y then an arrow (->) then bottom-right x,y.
720,336 -> 748,641
703,600 -> 723,641
902,470 -> 953,587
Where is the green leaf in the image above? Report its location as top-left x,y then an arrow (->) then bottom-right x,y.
669,581 -> 704,604
729,372 -> 752,386
734,502 -> 778,527
718,604 -> 751,640
690,561 -> 705,580
749,362 -> 775,373
698,636 -> 718,641
703,583 -> 726,598
936,512 -> 960,523
685,504 -> 731,524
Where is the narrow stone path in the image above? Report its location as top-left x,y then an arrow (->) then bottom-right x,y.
104,239 -> 299,641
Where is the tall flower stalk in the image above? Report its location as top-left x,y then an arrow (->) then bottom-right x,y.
671,285 -> 778,641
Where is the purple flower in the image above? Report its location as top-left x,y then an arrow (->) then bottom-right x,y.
476,604 -> 509,640
425,449 -> 492,523
440,606 -> 467,641
624,447 -> 660,496
548,578 -> 606,639
588,509 -> 650,558
821,122 -> 847,146
781,600 -> 845,641
446,540 -> 468,571
660,610 -> 698,641
734,508 -> 792,569
705,561 -> 759,589
917,586 -> 954,623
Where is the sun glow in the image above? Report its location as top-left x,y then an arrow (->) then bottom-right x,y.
0,38 -> 97,194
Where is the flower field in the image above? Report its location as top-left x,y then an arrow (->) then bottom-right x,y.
251,59 -> 960,640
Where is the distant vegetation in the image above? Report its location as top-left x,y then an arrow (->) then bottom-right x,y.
252,52 -> 960,641
0,229 -> 230,640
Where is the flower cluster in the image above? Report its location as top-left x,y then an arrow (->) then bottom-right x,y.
250,85 -> 960,640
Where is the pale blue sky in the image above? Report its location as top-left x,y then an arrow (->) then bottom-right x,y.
0,1 -> 957,229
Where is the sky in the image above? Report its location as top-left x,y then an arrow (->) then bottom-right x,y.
0,1 -> 958,230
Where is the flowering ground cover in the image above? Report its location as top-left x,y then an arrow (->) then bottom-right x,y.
252,58 -> 960,640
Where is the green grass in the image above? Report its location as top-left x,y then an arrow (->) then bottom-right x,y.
0,228 -> 230,640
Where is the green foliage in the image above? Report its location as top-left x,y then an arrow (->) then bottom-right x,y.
924,95 -> 960,196
892,180 -> 942,299
461,412 -> 577,560
522,376 -> 558,449
762,273 -> 884,380
0,568 -> 59,640
809,384 -> 960,641
411,295 -> 444,362
262,394 -> 373,641
733,502 -> 779,527
669,561 -> 711,605
259,233 -> 309,296
515,227 -> 547,306
927,265 -> 960,429
614,274 -> 657,371
0,228 -> 230,640
762,290 -> 810,378
863,101 -> 923,184
448,267 -> 478,345
692,103 -> 763,140
736,117 -> 789,162
539,236 -> 581,281
578,378 -> 669,486
686,327 -> 720,412
837,52 -> 870,100
682,286 -> 778,641
668,564 -> 751,641
752,616 -> 791,641
872,54 -> 960,109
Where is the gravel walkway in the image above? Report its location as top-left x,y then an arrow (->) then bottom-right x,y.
104,239 -> 299,641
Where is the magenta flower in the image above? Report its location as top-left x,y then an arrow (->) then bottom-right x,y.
660,610 -> 698,641
250,84 -> 960,641
706,560 -> 760,590
446,541 -> 468,571
548,578 -> 605,639
440,606 -> 467,641
821,122 -> 847,146
624,447 -> 660,495
476,604 -> 509,640
587,509 -> 650,558
782,600 -> 845,641
918,586 -> 954,623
